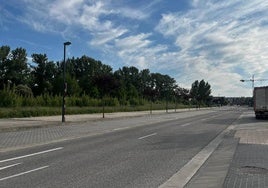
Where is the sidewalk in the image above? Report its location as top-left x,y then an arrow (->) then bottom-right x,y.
0,108 -> 202,132
223,112 -> 268,188
186,110 -> 268,188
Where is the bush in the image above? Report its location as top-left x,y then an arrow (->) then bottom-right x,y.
0,90 -> 18,107
15,84 -> 33,97
129,98 -> 139,106
21,97 -> 37,106
102,97 -> 119,106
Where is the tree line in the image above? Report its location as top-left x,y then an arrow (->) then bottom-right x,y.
0,45 -> 212,107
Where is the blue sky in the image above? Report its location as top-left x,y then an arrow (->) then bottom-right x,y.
1,0 -> 268,97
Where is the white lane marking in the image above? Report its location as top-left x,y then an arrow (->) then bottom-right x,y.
0,163 -> 21,171
181,123 -> 191,127
113,127 -> 130,131
159,124 -> 234,188
0,147 -> 63,163
0,166 -> 49,181
138,133 -> 157,140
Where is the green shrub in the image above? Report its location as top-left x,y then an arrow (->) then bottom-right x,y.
129,98 -> 139,106
15,84 -> 33,97
0,90 -> 17,107
21,97 -> 37,106
102,97 -> 119,106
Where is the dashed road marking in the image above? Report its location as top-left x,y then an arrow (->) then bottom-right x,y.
0,166 -> 49,181
0,163 -> 21,171
138,133 -> 157,140
0,147 -> 63,163
113,127 -> 130,131
181,123 -> 191,127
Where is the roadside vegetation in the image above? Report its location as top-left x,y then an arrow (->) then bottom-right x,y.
0,45 -> 214,118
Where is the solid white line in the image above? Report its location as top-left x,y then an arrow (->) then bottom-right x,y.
138,133 -> 157,140
0,163 -> 21,171
0,147 -> 63,163
0,166 -> 49,181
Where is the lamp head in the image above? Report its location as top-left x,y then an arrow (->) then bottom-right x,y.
64,41 -> 71,46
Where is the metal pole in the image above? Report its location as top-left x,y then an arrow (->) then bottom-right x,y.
62,42 -> 71,123
252,75 -> 254,94
62,44 -> 66,122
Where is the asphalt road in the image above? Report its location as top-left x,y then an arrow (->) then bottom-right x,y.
0,108 -> 243,188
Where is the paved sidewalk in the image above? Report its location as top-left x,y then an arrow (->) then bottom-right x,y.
0,108 -> 200,132
186,110 -> 268,188
223,112 -> 268,188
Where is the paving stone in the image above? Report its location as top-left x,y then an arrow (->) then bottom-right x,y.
223,144 -> 268,188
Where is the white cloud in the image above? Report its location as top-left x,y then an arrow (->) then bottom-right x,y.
115,33 -> 152,52
4,0 -> 268,97
48,0 -> 84,24
17,0 -> 135,47
114,33 -> 168,69
116,7 -> 149,20
90,27 -> 128,46
154,0 -> 268,96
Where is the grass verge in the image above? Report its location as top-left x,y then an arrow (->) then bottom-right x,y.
0,103 -> 194,118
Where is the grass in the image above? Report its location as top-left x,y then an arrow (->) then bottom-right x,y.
0,103 -> 193,118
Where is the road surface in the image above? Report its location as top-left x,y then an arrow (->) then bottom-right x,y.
0,107 -> 244,187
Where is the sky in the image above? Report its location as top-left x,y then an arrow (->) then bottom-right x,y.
1,0 -> 268,97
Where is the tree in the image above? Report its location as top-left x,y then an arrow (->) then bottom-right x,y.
0,46 -> 11,88
93,73 -> 119,98
150,73 -> 176,101
31,54 -> 59,95
51,74 -> 81,96
114,66 -> 139,85
1,45 -> 201,110
190,79 -> 211,106
0,47 -> 30,87
68,56 -> 113,96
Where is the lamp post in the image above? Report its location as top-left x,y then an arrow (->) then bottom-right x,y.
240,75 -> 268,96
240,75 -> 255,93
62,41 -> 71,123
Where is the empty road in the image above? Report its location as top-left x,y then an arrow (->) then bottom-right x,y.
0,107 -> 244,187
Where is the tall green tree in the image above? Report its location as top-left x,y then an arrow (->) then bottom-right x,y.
52,74 -> 81,96
114,66 -> 140,100
11,48 -> 30,85
140,69 -> 151,96
31,54 -> 59,95
0,46 -> 11,88
150,73 -> 176,101
67,56 -> 112,96
93,73 -> 119,98
0,47 -> 30,87
190,79 -> 211,106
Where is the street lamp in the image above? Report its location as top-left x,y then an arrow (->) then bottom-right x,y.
62,41 -> 71,122
240,75 -> 255,91
240,75 -> 268,96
